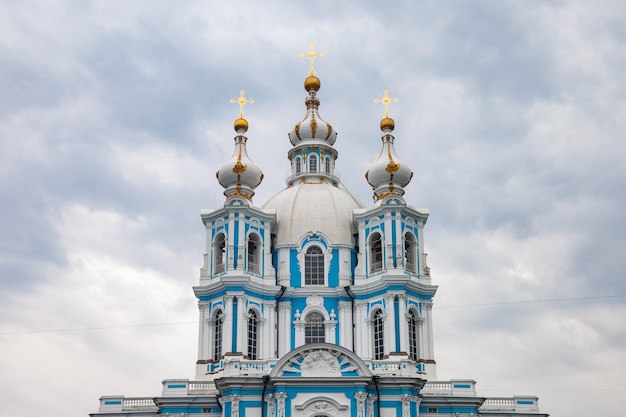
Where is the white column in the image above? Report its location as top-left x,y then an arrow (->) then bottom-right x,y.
326,309 -> 337,344
365,317 -> 373,359
425,302 -> 434,360
277,248 -> 290,286
385,294 -> 396,355
294,309 -> 304,348
366,394 -> 375,417
227,216 -> 236,271
278,302 -> 292,356
385,213 -> 394,269
395,213 -> 403,269
263,224 -> 275,277
231,395 -> 241,417
207,317 -> 216,360
355,392 -> 368,417
275,392 -> 287,417
338,301 -> 352,350
236,295 -> 247,354
223,295 -> 234,354
198,302 -> 208,360
265,394 -> 275,417
398,295 -> 408,353
417,317 -> 425,360
236,214 -> 244,271
400,394 -> 411,417
263,302 -> 276,359
355,301 -> 367,358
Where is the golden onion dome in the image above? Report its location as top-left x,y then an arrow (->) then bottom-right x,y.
234,117 -> 249,133
304,75 -> 321,92
380,117 -> 395,132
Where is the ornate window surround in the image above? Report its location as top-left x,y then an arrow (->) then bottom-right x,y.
293,295 -> 337,347
296,237 -> 332,287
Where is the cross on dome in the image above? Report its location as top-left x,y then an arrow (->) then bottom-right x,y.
374,89 -> 398,118
230,89 -> 254,119
300,43 -> 325,76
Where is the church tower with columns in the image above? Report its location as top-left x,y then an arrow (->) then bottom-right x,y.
91,46 -> 548,417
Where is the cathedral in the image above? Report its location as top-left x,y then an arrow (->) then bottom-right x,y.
91,49 -> 548,417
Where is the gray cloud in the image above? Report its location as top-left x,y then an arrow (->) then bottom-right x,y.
1,1 -> 624,416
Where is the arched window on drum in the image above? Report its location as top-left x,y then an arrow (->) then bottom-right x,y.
247,233 -> 261,274
404,232 -> 417,273
369,232 -> 383,274
213,233 -> 226,274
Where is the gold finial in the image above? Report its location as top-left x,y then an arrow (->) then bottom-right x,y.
230,90 -> 254,119
300,43 -> 325,76
374,89 -> 398,118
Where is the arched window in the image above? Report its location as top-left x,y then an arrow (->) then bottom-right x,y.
305,312 -> 325,344
295,157 -> 302,175
408,309 -> 418,361
373,309 -> 384,360
305,245 -> 324,285
404,233 -> 416,273
325,156 -> 331,173
213,233 -> 226,273
214,310 -> 224,360
247,310 -> 258,360
369,232 -> 383,273
309,154 -> 318,173
247,233 -> 261,274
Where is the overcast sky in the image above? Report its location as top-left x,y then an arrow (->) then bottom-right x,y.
1,1 -> 625,416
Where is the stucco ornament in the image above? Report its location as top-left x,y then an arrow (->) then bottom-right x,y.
300,350 -> 341,376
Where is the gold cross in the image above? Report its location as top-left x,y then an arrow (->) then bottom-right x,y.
230,90 -> 254,118
300,43 -> 325,76
374,89 -> 398,118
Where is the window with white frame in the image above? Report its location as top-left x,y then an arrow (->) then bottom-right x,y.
214,310 -> 224,360
325,156 -> 331,173
369,232 -> 383,273
408,309 -> 418,361
213,233 -> 226,273
309,154 -> 318,173
373,309 -> 384,360
295,156 -> 302,175
247,233 -> 261,274
404,232 -> 417,273
304,245 -> 324,285
305,312 -> 325,344
247,310 -> 258,360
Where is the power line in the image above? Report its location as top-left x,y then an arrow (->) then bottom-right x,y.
480,383 -> 626,393
1,321 -> 197,335
436,294 -> 626,309
3,295 -> 624,335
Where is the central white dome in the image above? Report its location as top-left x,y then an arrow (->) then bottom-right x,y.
262,181 -> 365,246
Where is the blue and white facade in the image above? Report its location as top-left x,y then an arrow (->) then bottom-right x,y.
91,69 -> 548,417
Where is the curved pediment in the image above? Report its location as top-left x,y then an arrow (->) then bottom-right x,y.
270,343 -> 372,378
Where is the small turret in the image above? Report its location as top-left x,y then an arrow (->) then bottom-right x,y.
215,90 -> 263,201
365,89 -> 413,201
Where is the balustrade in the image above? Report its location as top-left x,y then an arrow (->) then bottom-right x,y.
480,398 -> 516,410
122,398 -> 157,410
